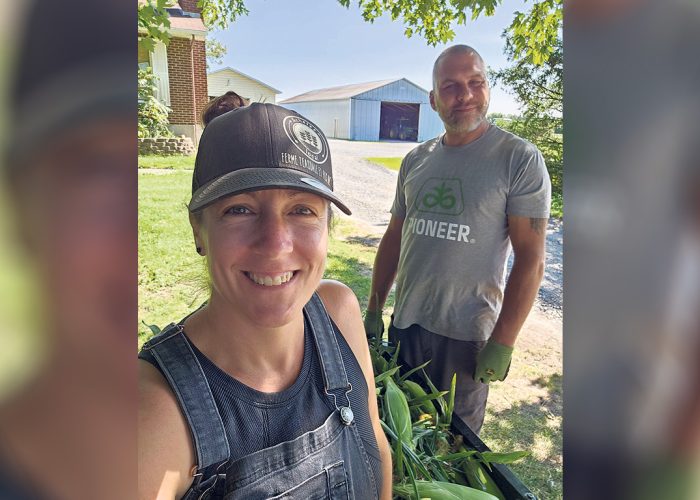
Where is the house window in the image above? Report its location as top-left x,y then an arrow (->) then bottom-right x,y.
150,42 -> 171,106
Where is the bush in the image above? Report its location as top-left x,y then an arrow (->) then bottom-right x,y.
138,67 -> 173,139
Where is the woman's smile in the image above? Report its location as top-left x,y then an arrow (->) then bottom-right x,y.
244,270 -> 298,287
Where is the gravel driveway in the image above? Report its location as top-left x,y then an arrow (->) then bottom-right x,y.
328,138 -> 563,317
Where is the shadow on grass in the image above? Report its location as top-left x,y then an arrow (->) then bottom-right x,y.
345,235 -> 382,248
325,253 -> 372,303
482,372 -> 563,499
532,373 -> 563,417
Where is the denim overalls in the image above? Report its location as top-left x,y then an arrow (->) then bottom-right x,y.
141,293 -> 381,499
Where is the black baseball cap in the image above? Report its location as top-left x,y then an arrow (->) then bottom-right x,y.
189,103 -> 351,214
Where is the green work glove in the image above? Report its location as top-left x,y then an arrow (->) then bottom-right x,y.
363,310 -> 384,338
474,339 -> 514,383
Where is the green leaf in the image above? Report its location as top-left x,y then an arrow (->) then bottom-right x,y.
374,365 -> 401,384
480,450 -> 530,464
399,359 -> 431,382
407,391 -> 448,408
446,373 -> 456,426
141,321 -> 162,336
421,368 -> 448,416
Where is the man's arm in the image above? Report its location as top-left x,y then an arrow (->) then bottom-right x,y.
489,215 -> 547,347
367,215 -> 404,313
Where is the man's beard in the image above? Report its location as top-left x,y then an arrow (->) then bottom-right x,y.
440,104 -> 488,135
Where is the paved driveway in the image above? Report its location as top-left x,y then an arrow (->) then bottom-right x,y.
328,139 -> 411,230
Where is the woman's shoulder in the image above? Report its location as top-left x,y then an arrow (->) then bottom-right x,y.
315,280 -> 368,367
316,280 -> 362,330
138,360 -> 195,499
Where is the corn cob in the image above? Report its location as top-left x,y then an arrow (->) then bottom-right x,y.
463,457 -> 506,500
384,376 -> 413,479
393,479 -> 499,499
402,380 -> 438,417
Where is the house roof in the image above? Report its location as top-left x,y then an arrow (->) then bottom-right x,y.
279,78 -> 426,103
138,1 -> 207,34
166,7 -> 207,33
168,15 -> 207,33
208,67 -> 281,94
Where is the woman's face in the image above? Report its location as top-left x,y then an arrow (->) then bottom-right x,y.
192,188 -> 329,328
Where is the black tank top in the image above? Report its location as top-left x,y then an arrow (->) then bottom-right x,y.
139,316 -> 382,479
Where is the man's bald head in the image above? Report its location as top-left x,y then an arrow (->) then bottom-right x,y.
432,45 -> 485,90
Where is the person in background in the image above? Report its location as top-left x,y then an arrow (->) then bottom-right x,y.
200,90 -> 249,127
365,44 -> 550,435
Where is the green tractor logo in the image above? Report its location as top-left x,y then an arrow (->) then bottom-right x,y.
416,178 -> 464,215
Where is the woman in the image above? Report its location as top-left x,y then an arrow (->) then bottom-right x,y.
138,103 -> 392,499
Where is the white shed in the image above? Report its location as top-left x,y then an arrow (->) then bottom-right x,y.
279,78 -> 444,142
207,67 -> 281,104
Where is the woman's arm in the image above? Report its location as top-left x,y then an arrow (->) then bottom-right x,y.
317,280 -> 393,500
138,360 -> 195,500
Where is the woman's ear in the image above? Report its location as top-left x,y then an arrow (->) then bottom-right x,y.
189,212 -> 205,256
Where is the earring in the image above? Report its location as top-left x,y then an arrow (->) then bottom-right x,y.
196,246 -> 203,255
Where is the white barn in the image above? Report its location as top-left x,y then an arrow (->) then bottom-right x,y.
207,67 -> 281,104
279,78 -> 444,142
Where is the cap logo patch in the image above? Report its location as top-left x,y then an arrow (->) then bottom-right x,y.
283,116 -> 329,165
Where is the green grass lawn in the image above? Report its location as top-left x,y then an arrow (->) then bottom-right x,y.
138,154 -> 195,170
139,170 -> 561,498
365,157 -> 403,171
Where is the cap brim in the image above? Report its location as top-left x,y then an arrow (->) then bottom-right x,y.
189,167 -> 352,215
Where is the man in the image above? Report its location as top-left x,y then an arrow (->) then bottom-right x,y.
364,45 -> 550,434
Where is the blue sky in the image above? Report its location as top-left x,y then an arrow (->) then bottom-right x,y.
209,0 -> 529,115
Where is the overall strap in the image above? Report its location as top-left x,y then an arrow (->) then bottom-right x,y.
304,293 -> 354,423
141,324 -> 230,481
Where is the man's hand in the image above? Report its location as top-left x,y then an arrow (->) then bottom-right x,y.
474,339 -> 514,383
363,310 -> 384,339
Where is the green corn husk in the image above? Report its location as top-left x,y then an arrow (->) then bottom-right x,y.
480,451 -> 530,465
384,376 -> 413,479
402,379 -> 440,417
393,479 -> 499,500
375,365 -> 401,384
445,373 -> 456,426
399,359 -> 432,382
370,348 -> 388,374
421,368 -> 448,417
463,457 -> 506,500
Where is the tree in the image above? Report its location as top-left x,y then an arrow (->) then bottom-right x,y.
490,4 -> 562,215
138,0 -> 560,65
138,0 -> 171,52
206,38 -> 227,69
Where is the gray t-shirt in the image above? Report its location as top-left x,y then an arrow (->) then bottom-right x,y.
390,125 -> 551,341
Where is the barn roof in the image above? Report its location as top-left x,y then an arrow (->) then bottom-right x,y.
280,78 -> 426,104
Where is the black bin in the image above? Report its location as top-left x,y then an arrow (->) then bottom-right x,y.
385,350 -> 539,500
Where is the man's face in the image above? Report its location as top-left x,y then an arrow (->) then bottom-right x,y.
430,51 -> 490,135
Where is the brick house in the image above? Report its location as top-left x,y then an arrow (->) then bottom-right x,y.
138,0 -> 208,143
